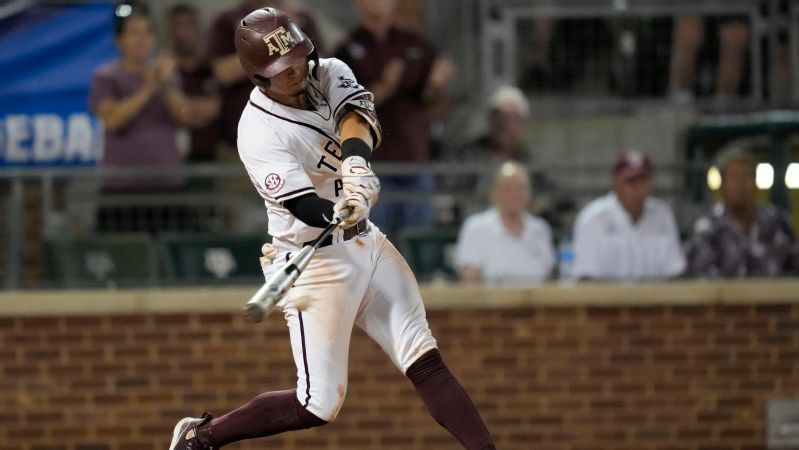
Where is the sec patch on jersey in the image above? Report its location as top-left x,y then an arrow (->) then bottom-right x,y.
264,173 -> 284,193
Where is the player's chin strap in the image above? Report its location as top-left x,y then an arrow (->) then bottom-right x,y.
308,45 -> 320,80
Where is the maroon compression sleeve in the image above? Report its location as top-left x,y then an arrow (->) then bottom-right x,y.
198,389 -> 326,446
406,349 -> 496,450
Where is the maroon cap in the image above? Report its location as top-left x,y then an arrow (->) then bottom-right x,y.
613,150 -> 653,180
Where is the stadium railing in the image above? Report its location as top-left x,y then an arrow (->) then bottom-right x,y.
0,161 -> 703,290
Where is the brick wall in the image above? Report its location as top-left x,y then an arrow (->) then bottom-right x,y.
2,302 -> 798,450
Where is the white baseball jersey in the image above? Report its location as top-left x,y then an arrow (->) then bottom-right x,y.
237,58 -> 437,422
238,57 -> 370,246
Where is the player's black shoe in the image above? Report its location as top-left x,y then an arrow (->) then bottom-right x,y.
168,412 -> 215,450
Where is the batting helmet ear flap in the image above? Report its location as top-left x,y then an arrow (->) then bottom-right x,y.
253,74 -> 270,89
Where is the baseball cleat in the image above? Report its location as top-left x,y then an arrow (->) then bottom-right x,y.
168,413 -> 214,450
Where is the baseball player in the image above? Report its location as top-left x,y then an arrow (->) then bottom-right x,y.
169,8 -> 495,450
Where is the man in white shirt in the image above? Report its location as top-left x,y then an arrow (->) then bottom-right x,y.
572,151 -> 685,281
455,161 -> 556,284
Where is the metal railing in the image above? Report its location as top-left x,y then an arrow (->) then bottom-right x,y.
0,161 -> 706,290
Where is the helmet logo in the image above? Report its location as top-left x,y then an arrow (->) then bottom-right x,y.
263,26 -> 296,56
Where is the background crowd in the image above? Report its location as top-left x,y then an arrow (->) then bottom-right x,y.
2,0 -> 799,288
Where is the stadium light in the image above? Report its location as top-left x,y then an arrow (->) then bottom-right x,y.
786,163 -> 799,189
707,166 -> 721,191
756,163 -> 774,190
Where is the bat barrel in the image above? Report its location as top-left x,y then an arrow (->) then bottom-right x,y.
245,302 -> 266,322
244,283 -> 275,322
243,211 -> 349,323
244,246 -> 316,322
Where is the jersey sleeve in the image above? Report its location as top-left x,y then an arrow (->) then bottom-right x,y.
319,58 -> 381,146
321,58 -> 371,116
237,118 -> 315,204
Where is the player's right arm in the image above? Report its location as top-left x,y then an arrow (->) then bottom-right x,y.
240,160 -> 334,229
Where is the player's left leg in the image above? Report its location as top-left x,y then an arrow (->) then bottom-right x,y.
168,390 -> 325,450
169,244 -> 368,449
357,231 -> 496,450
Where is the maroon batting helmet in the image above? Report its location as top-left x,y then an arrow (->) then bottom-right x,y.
234,7 -> 315,87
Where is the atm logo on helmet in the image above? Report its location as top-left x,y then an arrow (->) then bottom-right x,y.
263,26 -> 297,56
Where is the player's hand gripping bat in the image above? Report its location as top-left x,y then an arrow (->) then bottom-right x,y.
244,207 -> 351,322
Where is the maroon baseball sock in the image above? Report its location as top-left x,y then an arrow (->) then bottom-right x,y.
198,389 -> 326,446
406,349 -> 496,450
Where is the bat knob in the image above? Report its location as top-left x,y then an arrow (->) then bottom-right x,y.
332,206 -> 354,224
244,302 -> 265,322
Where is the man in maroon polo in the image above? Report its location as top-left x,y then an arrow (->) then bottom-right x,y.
168,4 -> 220,162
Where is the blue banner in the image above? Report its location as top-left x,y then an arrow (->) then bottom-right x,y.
0,2 -> 116,166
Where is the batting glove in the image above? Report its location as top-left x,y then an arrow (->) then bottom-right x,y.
259,243 -> 279,271
334,187 -> 368,228
336,156 -> 380,229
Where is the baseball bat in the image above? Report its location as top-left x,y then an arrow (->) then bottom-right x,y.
244,208 -> 350,322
